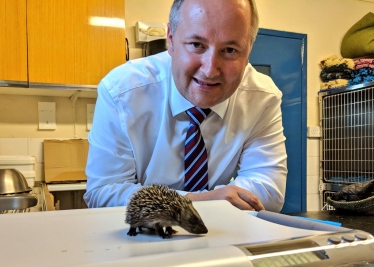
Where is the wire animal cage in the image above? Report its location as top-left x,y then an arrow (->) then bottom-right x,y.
319,83 -> 374,184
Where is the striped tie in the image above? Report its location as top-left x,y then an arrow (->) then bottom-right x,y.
184,107 -> 211,192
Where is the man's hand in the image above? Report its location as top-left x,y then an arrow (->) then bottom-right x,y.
186,185 -> 265,211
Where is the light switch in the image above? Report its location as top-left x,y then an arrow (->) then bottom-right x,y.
38,102 -> 56,130
87,104 -> 95,130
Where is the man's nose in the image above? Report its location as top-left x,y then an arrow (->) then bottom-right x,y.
200,51 -> 221,79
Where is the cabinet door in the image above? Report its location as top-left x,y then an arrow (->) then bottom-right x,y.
0,0 -> 27,85
27,0 -> 126,87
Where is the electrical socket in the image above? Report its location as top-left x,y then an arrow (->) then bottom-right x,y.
307,126 -> 321,137
38,102 -> 56,130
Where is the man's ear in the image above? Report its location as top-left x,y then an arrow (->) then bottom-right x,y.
167,23 -> 174,55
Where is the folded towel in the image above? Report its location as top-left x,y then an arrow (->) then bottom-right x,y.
320,69 -> 352,82
319,55 -> 355,69
355,58 -> 374,70
341,12 -> 374,58
323,64 -> 353,73
320,79 -> 349,90
348,67 -> 374,86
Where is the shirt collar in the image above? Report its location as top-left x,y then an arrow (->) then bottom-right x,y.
169,76 -> 228,119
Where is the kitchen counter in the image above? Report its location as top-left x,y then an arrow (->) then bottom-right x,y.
287,210 -> 374,235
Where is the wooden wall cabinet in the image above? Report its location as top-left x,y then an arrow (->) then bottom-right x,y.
0,0 -> 126,91
0,0 -> 28,86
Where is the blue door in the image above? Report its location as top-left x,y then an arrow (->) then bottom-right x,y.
249,29 -> 307,213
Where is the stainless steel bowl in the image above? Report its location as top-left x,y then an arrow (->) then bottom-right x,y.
0,169 -> 32,195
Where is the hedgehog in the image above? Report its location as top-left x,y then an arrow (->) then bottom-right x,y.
125,184 -> 208,238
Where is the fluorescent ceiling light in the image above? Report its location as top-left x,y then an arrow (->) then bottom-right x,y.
89,17 -> 125,28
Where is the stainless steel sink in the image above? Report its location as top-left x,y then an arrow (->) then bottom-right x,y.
0,195 -> 38,213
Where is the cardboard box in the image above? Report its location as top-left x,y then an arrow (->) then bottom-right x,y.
44,139 -> 89,183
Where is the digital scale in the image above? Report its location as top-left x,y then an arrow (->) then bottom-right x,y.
240,229 -> 374,266
118,229 -> 374,267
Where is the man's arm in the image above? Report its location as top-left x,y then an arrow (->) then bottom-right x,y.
84,81 -> 140,208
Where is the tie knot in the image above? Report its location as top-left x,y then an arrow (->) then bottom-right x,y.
186,107 -> 211,125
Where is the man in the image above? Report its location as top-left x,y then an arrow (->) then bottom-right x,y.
84,0 -> 287,212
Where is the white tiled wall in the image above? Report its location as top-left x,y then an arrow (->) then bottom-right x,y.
0,138 -> 29,155
307,138 -> 321,211
0,138 -> 52,182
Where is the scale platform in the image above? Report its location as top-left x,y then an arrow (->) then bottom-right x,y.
0,200 -> 372,266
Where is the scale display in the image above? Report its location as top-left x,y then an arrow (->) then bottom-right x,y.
244,239 -> 328,266
251,251 -> 326,266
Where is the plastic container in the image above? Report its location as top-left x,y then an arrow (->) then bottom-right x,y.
0,156 -> 36,188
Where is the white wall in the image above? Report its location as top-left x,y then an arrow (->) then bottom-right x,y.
0,95 -> 95,183
0,94 -> 94,138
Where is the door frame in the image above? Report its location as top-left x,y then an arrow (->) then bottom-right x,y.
254,28 -> 308,212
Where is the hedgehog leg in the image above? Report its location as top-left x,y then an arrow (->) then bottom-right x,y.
165,226 -> 177,236
154,223 -> 169,239
127,227 -> 138,236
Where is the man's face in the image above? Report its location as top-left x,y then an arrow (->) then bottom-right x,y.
167,0 -> 252,109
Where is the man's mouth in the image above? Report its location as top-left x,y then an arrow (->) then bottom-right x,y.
193,78 -> 220,86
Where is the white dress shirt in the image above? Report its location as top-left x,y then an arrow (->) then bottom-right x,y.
84,51 -> 287,212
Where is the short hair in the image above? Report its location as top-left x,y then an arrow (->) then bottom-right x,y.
169,0 -> 259,45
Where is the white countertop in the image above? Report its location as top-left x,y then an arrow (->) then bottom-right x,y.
0,200 -> 327,267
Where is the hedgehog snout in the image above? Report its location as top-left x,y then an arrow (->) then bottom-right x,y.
190,223 -> 208,234
180,205 -> 209,235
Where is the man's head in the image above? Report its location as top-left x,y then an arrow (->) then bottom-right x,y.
167,0 -> 259,108
169,0 -> 259,45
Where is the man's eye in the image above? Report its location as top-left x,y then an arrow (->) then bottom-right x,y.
191,42 -> 203,49
224,48 -> 237,54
